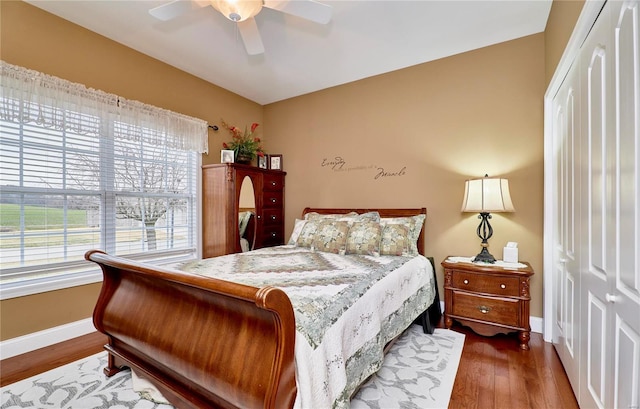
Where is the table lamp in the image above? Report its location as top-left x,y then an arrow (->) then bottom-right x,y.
461,174 -> 515,263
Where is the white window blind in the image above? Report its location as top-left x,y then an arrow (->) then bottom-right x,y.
0,61 -> 208,298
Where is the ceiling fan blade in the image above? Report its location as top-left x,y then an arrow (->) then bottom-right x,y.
149,0 -> 208,21
237,17 -> 265,55
263,0 -> 332,25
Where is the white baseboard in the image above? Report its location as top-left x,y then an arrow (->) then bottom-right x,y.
0,318 -> 96,360
530,316 -> 543,334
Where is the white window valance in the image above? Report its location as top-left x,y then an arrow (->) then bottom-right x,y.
0,60 -> 209,153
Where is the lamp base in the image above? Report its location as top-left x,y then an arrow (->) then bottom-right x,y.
473,247 -> 496,264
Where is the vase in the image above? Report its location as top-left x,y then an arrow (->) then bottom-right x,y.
236,154 -> 253,165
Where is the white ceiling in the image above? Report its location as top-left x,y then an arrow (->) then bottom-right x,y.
25,0 -> 552,105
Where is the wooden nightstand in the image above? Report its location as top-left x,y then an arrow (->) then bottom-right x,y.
442,257 -> 534,350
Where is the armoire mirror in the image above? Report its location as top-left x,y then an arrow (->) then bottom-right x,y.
238,176 -> 256,252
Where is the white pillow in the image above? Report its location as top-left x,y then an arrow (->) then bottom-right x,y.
287,218 -> 307,245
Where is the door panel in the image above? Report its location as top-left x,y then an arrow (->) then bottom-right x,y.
581,3 -> 613,407
614,319 -> 639,409
552,59 -> 582,394
565,272 -> 576,357
586,293 -> 607,408
612,2 -> 640,408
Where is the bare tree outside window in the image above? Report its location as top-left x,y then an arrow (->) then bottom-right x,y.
114,142 -> 189,250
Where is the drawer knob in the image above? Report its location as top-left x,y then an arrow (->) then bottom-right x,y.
463,279 -> 469,285
478,306 -> 491,314
271,215 -> 277,220
272,181 -> 277,186
271,232 -> 277,237
500,284 -> 506,289
271,198 -> 277,203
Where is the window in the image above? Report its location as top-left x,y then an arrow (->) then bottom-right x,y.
0,61 -> 208,298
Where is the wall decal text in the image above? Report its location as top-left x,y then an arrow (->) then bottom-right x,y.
321,156 -> 407,180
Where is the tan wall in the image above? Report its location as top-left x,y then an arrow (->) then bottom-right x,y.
0,0 -> 262,340
264,34 -> 546,317
544,0 -> 585,86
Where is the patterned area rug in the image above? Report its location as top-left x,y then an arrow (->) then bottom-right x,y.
1,326 -> 464,409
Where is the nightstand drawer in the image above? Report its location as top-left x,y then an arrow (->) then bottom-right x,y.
452,272 -> 520,297
451,291 -> 520,327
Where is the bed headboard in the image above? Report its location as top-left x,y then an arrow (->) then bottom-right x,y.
301,207 -> 427,256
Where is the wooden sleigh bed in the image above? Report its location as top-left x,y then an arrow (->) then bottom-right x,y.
87,207 -> 441,409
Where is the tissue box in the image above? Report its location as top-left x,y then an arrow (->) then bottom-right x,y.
503,247 -> 519,263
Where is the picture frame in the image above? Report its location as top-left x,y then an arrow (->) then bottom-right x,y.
257,155 -> 267,169
221,149 -> 234,163
268,154 -> 283,170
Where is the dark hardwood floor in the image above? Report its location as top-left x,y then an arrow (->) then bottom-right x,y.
1,323 -> 578,408
449,324 -> 579,409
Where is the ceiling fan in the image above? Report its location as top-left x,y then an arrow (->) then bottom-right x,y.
149,0 -> 332,55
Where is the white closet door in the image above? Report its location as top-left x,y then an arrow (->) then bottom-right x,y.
547,1 -> 639,407
580,2 -> 640,408
610,2 -> 640,408
580,2 -> 614,407
551,58 -> 582,395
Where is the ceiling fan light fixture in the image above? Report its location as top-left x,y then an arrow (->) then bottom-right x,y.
211,0 -> 263,22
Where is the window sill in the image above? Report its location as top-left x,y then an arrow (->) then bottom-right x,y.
0,253 -> 198,300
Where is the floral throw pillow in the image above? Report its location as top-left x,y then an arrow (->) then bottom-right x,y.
345,221 -> 382,256
311,220 -> 350,254
296,220 -> 323,248
380,223 -> 410,256
379,214 -> 425,256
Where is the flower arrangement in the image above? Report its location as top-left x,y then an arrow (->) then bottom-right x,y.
221,119 -> 265,163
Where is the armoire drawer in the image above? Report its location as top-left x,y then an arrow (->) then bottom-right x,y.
262,208 -> 283,226
263,173 -> 284,191
263,191 -> 283,208
260,230 -> 284,246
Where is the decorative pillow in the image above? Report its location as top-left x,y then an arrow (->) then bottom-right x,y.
345,221 -> 382,256
287,219 -> 307,245
303,211 -> 380,224
380,223 -> 410,256
304,211 -> 358,221
296,220 -> 323,248
380,214 -> 425,256
355,211 -> 381,223
311,220 -> 350,254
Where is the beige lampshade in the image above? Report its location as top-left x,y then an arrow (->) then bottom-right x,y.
211,0 -> 263,22
461,176 -> 515,213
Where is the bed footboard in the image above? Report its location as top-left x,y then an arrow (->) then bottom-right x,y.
86,250 -> 297,409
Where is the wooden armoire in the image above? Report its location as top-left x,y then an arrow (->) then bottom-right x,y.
202,163 -> 286,258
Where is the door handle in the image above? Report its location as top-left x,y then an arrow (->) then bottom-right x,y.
605,293 -> 618,303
